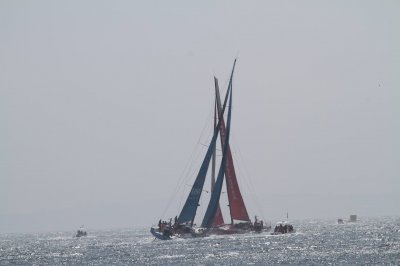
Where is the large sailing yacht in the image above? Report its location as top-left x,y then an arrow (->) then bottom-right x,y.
150,60 -> 266,240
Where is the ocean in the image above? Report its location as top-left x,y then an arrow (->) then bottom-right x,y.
1,217 -> 399,265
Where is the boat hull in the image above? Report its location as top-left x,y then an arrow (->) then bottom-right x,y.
270,230 -> 296,235
76,230 -> 87,237
271,221 -> 295,235
208,223 -> 261,235
150,227 -> 172,240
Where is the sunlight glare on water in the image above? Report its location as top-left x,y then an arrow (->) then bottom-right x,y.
1,217 -> 399,265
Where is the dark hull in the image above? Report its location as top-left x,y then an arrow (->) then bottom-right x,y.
76,231 -> 87,237
150,227 -> 172,240
271,231 -> 295,235
208,223 -> 270,235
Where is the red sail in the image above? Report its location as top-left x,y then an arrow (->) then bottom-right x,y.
212,205 -> 224,226
211,94 -> 225,227
215,77 -> 250,222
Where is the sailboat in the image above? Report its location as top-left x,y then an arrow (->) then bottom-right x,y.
150,60 -> 266,240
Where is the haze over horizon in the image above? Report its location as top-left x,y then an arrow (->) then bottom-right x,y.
1,1 -> 399,233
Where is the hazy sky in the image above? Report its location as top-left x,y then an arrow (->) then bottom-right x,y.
1,1 -> 399,233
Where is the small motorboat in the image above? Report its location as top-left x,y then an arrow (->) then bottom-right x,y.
150,227 -> 173,240
337,218 -> 344,224
151,219 -> 208,240
271,221 -> 295,235
253,216 -> 265,232
76,229 -> 87,237
349,214 -> 357,222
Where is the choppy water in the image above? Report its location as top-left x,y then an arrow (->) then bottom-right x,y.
1,217 -> 399,265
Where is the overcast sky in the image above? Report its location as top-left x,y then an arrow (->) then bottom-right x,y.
1,1 -> 399,233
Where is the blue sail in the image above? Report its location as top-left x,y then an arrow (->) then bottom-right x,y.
201,80 -> 233,228
177,71 -> 233,225
177,133 -> 217,224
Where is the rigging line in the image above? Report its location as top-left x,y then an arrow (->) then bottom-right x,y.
184,184 -> 209,193
197,102 -> 215,146
199,142 -> 222,152
234,145 -> 267,222
231,153 -> 256,219
229,132 -> 266,220
169,140 -> 203,211
177,147 -> 204,213
161,143 -> 200,218
240,153 -> 263,220
161,106 -> 214,218
199,191 -> 203,225
222,63 -> 234,89
161,108 -> 213,218
178,134 -> 213,207
176,112 -> 216,211
229,148 -> 255,218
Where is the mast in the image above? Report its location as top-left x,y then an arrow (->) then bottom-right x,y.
211,94 -> 217,193
177,72 -> 233,225
215,65 -> 250,223
211,78 -> 224,227
201,60 -> 236,228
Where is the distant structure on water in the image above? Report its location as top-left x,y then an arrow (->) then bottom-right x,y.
76,225 -> 87,237
349,215 -> 357,222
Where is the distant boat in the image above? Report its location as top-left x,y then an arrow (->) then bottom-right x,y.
349,215 -> 357,222
271,221 -> 295,235
76,226 -> 87,237
271,213 -> 295,235
253,216 -> 267,232
150,227 -> 173,240
337,218 -> 344,224
150,60 -> 267,240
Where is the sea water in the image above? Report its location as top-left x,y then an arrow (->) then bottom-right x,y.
1,217 -> 399,265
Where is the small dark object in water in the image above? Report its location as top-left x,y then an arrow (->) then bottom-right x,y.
253,216 -> 264,232
76,230 -> 87,237
271,221 -> 295,235
349,215 -> 357,222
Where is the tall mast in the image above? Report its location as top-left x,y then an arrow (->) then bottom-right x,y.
177,70 -> 233,225
211,94 -> 217,190
201,60 -> 236,228
215,61 -> 250,223
211,77 -> 224,227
